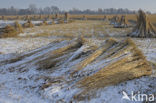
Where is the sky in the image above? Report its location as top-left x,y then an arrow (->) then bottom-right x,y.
0,0 -> 156,13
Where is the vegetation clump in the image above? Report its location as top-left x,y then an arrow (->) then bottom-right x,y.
23,20 -> 34,28
55,14 -> 59,20
24,15 -> 30,20
74,38 -> 152,100
0,25 -> 17,38
109,16 -> 120,25
14,21 -> 23,33
38,20 -> 48,26
114,15 -> 129,28
64,12 -> 69,22
83,15 -> 87,20
128,10 -> 156,38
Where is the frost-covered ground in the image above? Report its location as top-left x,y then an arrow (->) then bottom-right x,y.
0,20 -> 51,28
0,20 -> 155,103
0,37 -> 155,103
0,37 -> 60,54
133,38 -> 156,63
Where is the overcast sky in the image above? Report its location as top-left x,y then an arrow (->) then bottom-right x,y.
0,0 -> 156,13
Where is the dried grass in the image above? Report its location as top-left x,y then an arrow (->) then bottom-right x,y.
23,20 -> 34,28
109,16 -> 120,25
72,38 -> 117,74
38,20 -> 48,26
74,38 -> 152,101
114,15 -> 129,28
0,25 -> 17,38
14,21 -> 23,33
128,10 -> 156,38
35,38 -> 83,69
64,12 -> 69,21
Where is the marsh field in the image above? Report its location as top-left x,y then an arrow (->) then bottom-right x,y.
0,14 -> 156,103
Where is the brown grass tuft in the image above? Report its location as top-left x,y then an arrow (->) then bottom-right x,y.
64,12 -> 69,21
128,10 -> 156,38
74,38 -> 152,101
0,25 -> 17,38
71,38 -> 117,75
114,15 -> 129,28
38,20 -> 48,26
14,21 -> 23,33
23,20 -> 34,28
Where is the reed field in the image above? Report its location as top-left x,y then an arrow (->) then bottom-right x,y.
0,12 -> 156,103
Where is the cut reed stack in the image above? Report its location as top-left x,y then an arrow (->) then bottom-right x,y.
114,15 -> 129,28
23,20 -> 34,28
109,16 -> 120,25
128,10 -> 156,38
14,21 -> 23,33
0,37 -> 152,101
0,25 -> 17,38
64,12 -> 69,22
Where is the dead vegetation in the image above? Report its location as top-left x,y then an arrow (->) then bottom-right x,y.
128,10 -> 156,38
0,21 -> 23,38
36,38 -> 83,70
0,25 -> 17,38
73,38 -> 152,101
71,38 -> 117,75
30,20 -> 108,38
0,37 -> 84,69
38,20 -> 48,26
23,20 -> 34,28
1,15 -> 7,20
24,15 -> 30,20
1,14 -> 156,24
64,12 -> 69,21
114,15 -> 129,28
0,9 -> 156,103
14,21 -> 23,33
55,14 -> 59,20
83,15 -> 87,20
0,36 -> 153,102
109,16 -> 120,25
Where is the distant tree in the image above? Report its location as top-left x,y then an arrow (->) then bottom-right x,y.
98,8 -> 103,14
29,4 -> 37,14
43,7 -> 51,14
51,6 -> 60,14
0,5 -> 149,15
38,8 -> 43,14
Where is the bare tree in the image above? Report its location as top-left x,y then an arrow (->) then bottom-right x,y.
29,4 -> 37,14
43,7 -> 51,14
51,6 -> 60,14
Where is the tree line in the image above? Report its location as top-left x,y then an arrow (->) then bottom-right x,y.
0,4 -> 151,15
